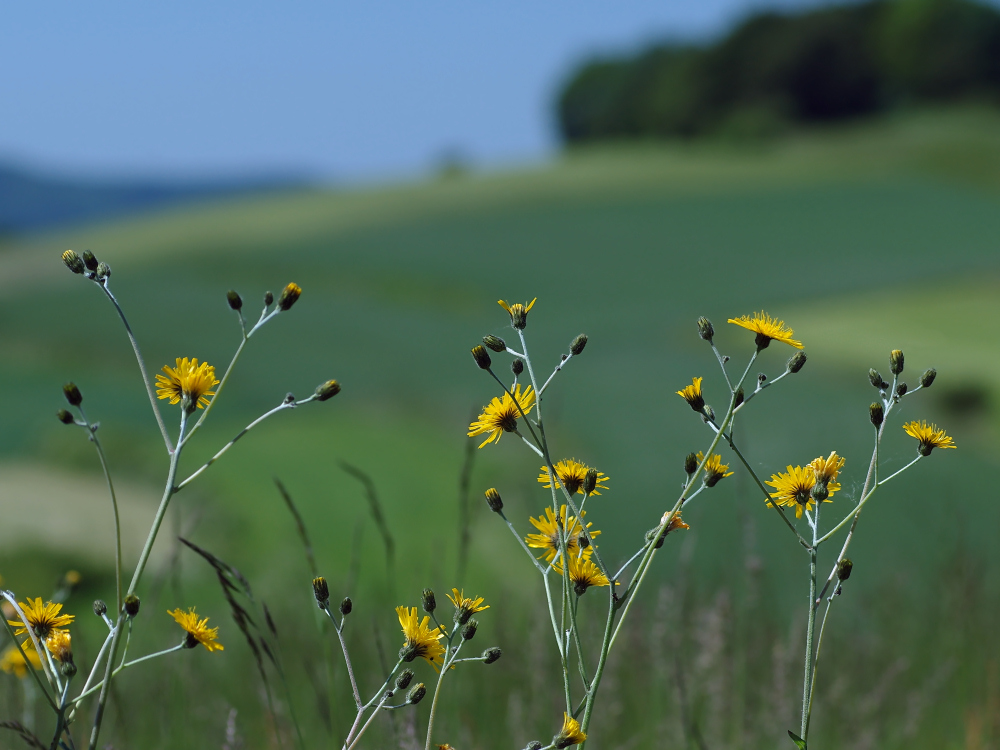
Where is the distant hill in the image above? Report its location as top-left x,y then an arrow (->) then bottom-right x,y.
557,0 -> 1000,143
0,161 -> 307,235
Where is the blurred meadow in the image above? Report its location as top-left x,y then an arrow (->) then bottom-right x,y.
4,3 -> 1000,748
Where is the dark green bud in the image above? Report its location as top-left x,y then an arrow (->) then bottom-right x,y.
811,479 -> 829,503
483,335 -> 506,353
312,577 -> 329,608
787,351 -> 807,374
82,250 -> 99,271
124,594 -> 140,618
870,402 -> 884,428
461,618 -> 478,640
890,349 -> 904,375
484,487 -> 503,513
684,453 -> 698,475
837,558 -> 853,581
93,600 -> 107,617
755,332 -> 771,350
277,282 -> 302,311
339,597 -> 352,616
57,409 -> 75,424
578,535 -> 590,550
227,290 -> 243,310
524,743 -> 543,750
399,643 -> 418,662
60,660 -> 78,678
583,468 -> 598,495
421,588 -> 436,613
895,382 -> 907,398
96,262 -> 111,280
264,290 -> 274,306
697,316 -> 714,341
63,383 -> 83,407
511,358 -> 524,376
869,369 -> 884,389
314,380 -> 341,401
395,669 -> 414,690
406,683 -> 426,704
920,368 -> 937,388
471,345 -> 492,370
61,249 -> 85,274
570,334 -> 588,356
734,387 -> 744,407
483,646 -> 502,664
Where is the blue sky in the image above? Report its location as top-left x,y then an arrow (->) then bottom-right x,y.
3,1 -> 828,181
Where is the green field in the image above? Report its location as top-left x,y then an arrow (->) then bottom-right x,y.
2,108 -> 999,748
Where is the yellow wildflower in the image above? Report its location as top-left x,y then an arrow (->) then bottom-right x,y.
168,608 -> 224,653
538,459 -> 609,496
903,420 -> 956,456
155,357 -> 219,411
6,598 -> 74,641
525,505 -> 600,563
468,384 -> 535,448
396,606 -> 447,669
728,311 -> 803,349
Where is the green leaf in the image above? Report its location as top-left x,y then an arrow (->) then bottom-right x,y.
787,730 -> 807,749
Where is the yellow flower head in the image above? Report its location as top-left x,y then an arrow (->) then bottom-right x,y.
698,451 -> 733,487
553,554 -> 610,596
728,311 -> 803,350
498,297 -> 536,330
809,451 -> 845,484
46,630 -> 73,663
525,505 -> 601,564
903,420 -> 956,456
538,459 -> 609,496
676,376 -> 706,412
766,461 -> 839,518
468,384 -> 535,448
6,598 -> 74,641
396,606 -> 447,669
446,589 -> 489,626
155,358 -> 219,412
660,510 -> 691,533
168,608 -> 224,653
0,644 -> 41,678
554,712 -> 588,747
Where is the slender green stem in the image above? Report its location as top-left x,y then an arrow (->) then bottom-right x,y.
423,638 -> 464,750
345,693 -> 391,750
181,334 -> 247,448
710,343 -> 734,392
78,409 -> 123,614
49,682 -> 70,750
801,543 -> 817,738
98,283 -> 172,452
73,644 -> 184,704
322,607 -> 362,708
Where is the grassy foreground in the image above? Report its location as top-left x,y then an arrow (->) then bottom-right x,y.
1,108 -> 998,748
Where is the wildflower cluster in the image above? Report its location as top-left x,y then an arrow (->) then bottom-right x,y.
0,252 -> 341,749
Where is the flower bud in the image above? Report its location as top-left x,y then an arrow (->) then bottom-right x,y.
890,349 -> 904,375
684,453 -> 698,475
578,535 -> 590,550
734,387 -> 744,408
264,290 -> 274,306
395,669 -> 414,690
461,618 -> 478,641
312,577 -> 330,608
484,488 -> 503,513
837,558 -> 853,581
93,600 -> 108,617
787,351 -> 807,374
62,249 -> 85,274
757,373 -> 767,386
483,335 -> 506,353
870,402 -> 884,428
869,369 -> 885,389
82,250 -> 99,271
583,468 -> 598,495
277,283 -> 302,311
421,588 -> 436,613
697,316 -> 714,341
471,345 -> 492,370
570,334 -> 588,356
227,290 -> 243,310
524,743 -> 543,750
920,368 -> 937,388
61,660 -> 78,678
483,646 -> 502,664
810,480 -> 829,503
63,383 -> 83,407
314,380 -> 341,401
96,262 -> 111,280
57,409 -> 75,424
339,597 -> 353,616
895,382 -> 907,398
124,594 -> 140,618
406,683 -> 427,705
511,358 -> 524,376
